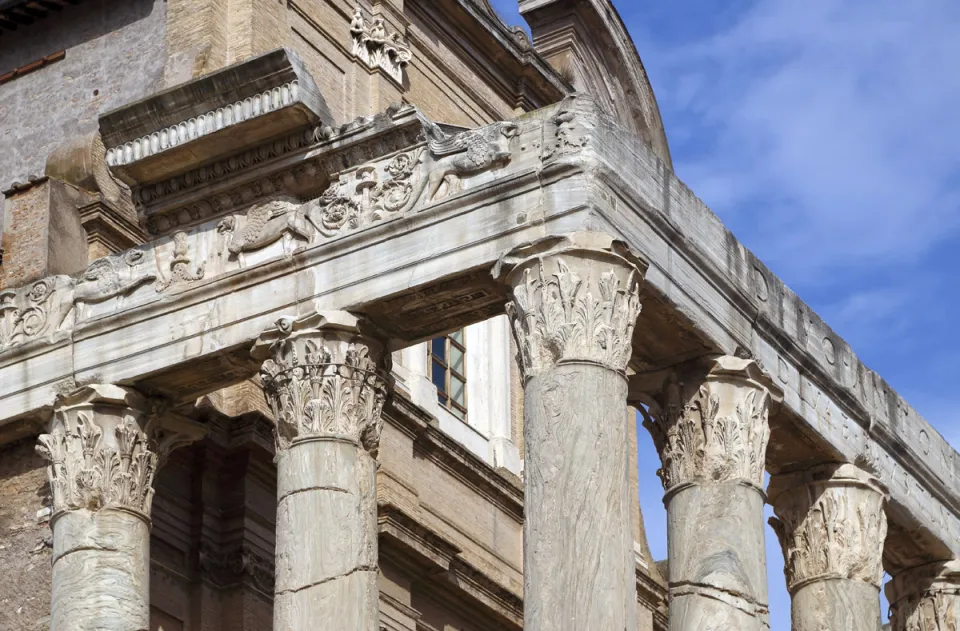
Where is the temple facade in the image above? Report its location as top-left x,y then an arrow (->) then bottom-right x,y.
0,1 -> 956,630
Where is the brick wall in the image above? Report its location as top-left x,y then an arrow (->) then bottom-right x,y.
0,438 -> 51,631
0,0 -> 167,189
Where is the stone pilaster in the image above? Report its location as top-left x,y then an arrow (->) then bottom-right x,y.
768,463 -> 888,631
496,231 -> 647,631
887,561 -> 960,631
637,355 -> 780,631
253,311 -> 391,631
36,384 -> 204,631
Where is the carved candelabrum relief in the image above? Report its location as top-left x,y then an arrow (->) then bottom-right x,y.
769,463 -> 888,593
350,6 -> 412,83
496,231 -> 647,380
638,356 -> 778,494
252,311 -> 391,454
888,561 -> 960,631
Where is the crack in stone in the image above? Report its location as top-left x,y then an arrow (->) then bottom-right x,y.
55,544 -> 129,562
670,580 -> 767,616
276,565 -> 379,596
278,485 -> 352,504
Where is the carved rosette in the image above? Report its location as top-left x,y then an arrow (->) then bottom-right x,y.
768,463 -> 888,594
252,311 -> 392,454
888,561 -> 960,631
35,385 -> 205,519
494,232 -> 647,379
637,356 -> 780,493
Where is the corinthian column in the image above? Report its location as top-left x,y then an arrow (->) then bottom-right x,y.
888,561 -> 960,631
496,231 -> 647,631
768,463 -> 888,631
253,311 -> 391,631
36,384 -> 204,631
635,356 -> 781,631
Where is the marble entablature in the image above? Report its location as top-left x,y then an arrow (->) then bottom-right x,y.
1,89 -> 959,588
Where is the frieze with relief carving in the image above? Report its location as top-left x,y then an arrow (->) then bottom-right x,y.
0,249 -> 155,351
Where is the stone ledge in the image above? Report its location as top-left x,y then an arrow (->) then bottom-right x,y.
99,48 -> 333,185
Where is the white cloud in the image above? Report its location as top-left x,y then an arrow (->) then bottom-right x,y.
645,0 -> 960,285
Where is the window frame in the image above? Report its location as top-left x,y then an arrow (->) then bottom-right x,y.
429,330 -> 467,421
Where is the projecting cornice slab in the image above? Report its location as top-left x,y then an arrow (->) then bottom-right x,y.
99,48 -> 332,185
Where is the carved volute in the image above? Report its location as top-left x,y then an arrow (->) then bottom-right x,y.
768,463 -> 888,594
494,231 -> 648,380
251,311 -> 392,454
635,355 -> 781,495
36,384 -> 205,519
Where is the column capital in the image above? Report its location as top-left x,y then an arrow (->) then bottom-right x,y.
768,463 -> 888,594
252,310 -> 392,454
887,560 -> 960,630
494,231 -> 648,379
633,355 -> 782,493
36,384 -> 206,519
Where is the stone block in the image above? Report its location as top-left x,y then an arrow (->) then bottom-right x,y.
100,48 -> 334,184
0,178 -> 90,290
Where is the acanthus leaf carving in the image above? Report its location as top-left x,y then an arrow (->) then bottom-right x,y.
888,561 -> 960,631
768,463 -> 888,594
638,356 -> 776,492
350,7 -> 412,83
252,312 -> 391,455
497,233 -> 645,379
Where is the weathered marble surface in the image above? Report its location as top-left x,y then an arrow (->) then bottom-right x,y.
499,232 -> 645,631
887,560 -> 960,631
1,97 -> 959,566
253,311 -> 389,631
769,463 -> 887,631
635,356 -> 780,630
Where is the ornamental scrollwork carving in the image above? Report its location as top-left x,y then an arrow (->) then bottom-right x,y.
350,7 -> 412,83
496,233 -> 646,379
305,149 -> 423,239
252,312 -> 391,455
768,463 -> 888,594
639,361 -> 773,492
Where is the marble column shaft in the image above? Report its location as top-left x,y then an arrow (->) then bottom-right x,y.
36,384 -> 203,631
638,356 -> 781,631
497,231 -> 647,631
887,560 -> 960,631
769,463 -> 888,631
253,311 -> 390,631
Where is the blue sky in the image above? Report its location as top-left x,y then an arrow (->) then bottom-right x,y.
492,0 -> 960,628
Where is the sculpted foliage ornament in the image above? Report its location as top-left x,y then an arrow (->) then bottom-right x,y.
768,463 -> 888,593
252,312 -> 391,454
495,232 -> 647,378
349,6 -> 412,83
888,561 -> 960,631
637,356 -> 777,492
35,385 -> 205,518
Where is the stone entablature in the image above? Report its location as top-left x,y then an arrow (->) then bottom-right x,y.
0,95 -> 959,573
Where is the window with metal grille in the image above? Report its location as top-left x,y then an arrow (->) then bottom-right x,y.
429,329 -> 467,420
